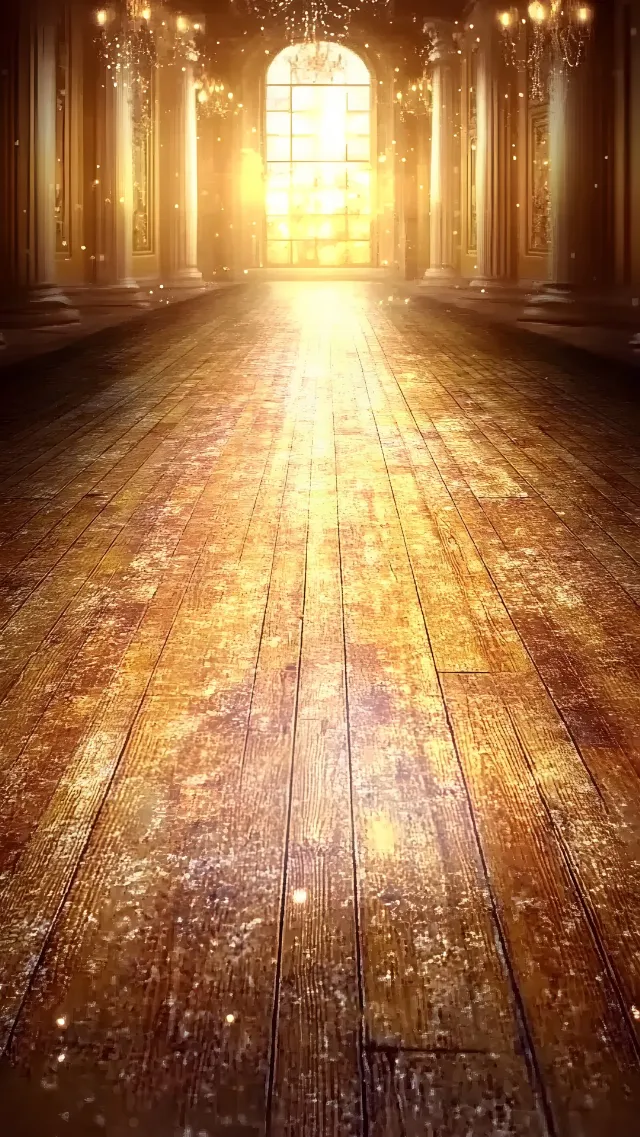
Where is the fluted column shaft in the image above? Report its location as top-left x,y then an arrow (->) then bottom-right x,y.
471,23 -> 501,287
0,0 -> 78,327
422,21 -> 457,281
160,59 -> 202,287
96,59 -> 143,297
428,54 -> 455,275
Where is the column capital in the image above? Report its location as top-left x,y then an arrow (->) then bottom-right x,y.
423,19 -> 460,63
458,0 -> 508,48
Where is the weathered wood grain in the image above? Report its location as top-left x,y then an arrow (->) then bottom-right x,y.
273,362 -> 361,1137
1,285 -> 640,1136
366,1050 -> 544,1137
443,672 -> 640,1135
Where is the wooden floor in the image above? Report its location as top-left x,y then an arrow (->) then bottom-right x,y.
1,282 -> 640,1136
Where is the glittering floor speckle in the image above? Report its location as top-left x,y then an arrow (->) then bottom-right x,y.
1,283 -> 640,1135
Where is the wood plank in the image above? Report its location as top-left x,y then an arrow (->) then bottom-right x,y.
0,361 -> 296,1056
0,380 -> 253,881
388,367 -> 640,820
351,324 -> 531,675
330,321 -> 532,1064
367,1050 -> 544,1137
442,672 -> 640,1135
273,361 -> 361,1136
0,354 -> 306,1135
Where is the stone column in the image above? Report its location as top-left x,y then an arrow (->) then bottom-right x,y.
159,56 -> 203,288
469,8 -> 501,291
92,54 -> 146,304
0,1 -> 79,328
90,52 -> 147,306
524,59 -> 594,322
423,21 -> 458,283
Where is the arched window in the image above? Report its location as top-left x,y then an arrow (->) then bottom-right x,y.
265,42 -> 372,267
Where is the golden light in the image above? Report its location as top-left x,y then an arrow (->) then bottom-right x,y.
367,814 -> 396,858
95,8 -> 107,25
498,10 -> 513,27
576,4 -> 592,23
141,6 -> 151,19
528,1 -> 548,20
176,15 -> 190,33
264,42 -> 372,269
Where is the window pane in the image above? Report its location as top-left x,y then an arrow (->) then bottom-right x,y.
347,136 -> 369,162
267,240 -> 291,264
267,218 -> 291,239
348,216 -> 370,240
266,135 -> 291,161
265,189 -> 289,216
266,86 -> 291,111
312,187 -> 346,214
266,111 -> 290,137
347,87 -> 369,111
341,53 -> 369,84
347,112 -> 370,136
291,137 -> 313,161
292,86 -> 318,111
292,112 -> 316,136
266,54 -> 291,84
317,241 -> 348,266
265,43 -> 372,269
266,163 -> 291,189
292,240 -> 317,265
348,241 -> 371,264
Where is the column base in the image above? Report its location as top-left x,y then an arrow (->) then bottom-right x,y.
162,269 -> 204,291
520,285 -> 588,326
421,267 -> 459,287
468,277 -> 494,294
0,285 -> 80,329
73,283 -> 151,309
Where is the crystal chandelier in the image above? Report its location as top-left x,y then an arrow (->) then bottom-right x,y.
497,2 -> 593,101
244,0 -> 389,44
397,75 -> 431,120
195,75 -> 235,118
93,3 -> 204,79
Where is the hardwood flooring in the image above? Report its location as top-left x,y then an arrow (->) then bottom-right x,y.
1,282 -> 639,1136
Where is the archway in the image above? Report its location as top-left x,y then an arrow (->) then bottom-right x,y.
264,41 -> 372,268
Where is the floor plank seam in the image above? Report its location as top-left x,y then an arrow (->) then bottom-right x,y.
361,318 -> 558,1137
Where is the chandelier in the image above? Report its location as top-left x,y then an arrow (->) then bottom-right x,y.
244,0 -> 389,44
93,3 -> 204,80
397,75 -> 431,120
288,40 -> 349,80
497,2 -> 593,101
195,75 -> 235,117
